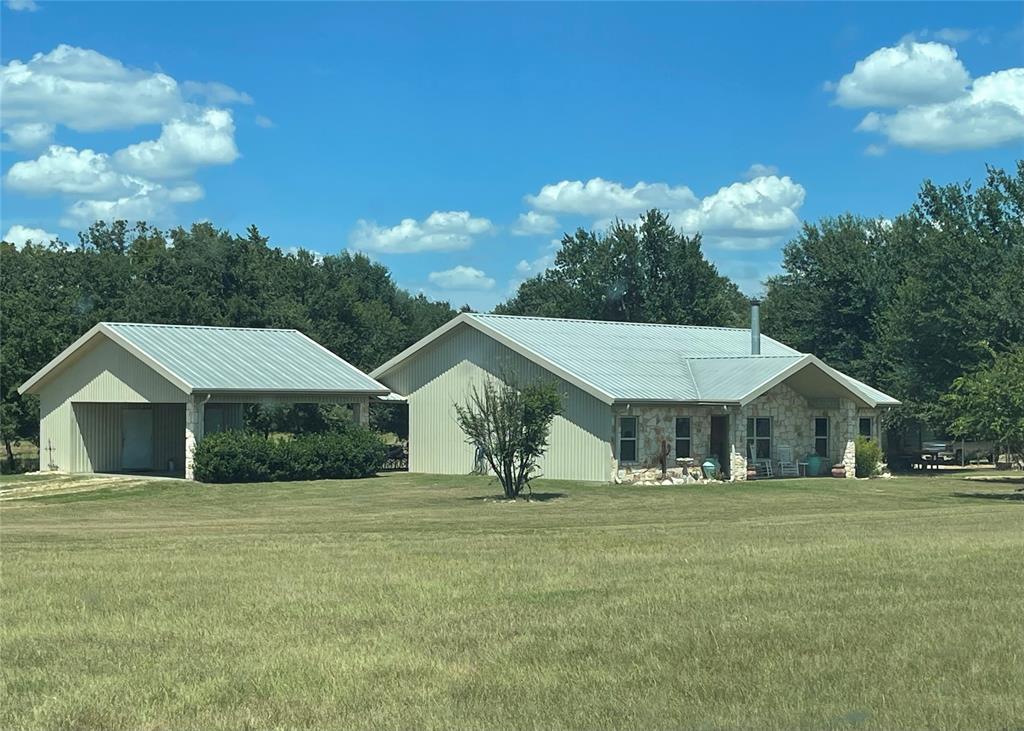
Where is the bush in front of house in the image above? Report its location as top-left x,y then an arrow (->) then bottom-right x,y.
854,435 -> 883,478
193,425 -> 386,483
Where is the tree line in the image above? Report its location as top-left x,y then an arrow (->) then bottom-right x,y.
2,162 -> 1022,465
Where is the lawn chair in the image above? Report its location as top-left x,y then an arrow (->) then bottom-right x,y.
748,444 -> 773,479
777,446 -> 799,477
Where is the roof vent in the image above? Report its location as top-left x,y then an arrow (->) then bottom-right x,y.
750,299 -> 761,355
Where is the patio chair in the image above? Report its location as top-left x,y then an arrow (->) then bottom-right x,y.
747,444 -> 773,478
777,446 -> 799,477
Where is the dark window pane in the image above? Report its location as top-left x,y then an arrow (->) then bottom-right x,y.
675,439 -> 690,458
620,439 -> 636,462
815,438 -> 828,457
815,418 -> 828,437
859,418 -> 872,438
756,439 -> 771,458
675,418 -> 690,438
620,417 -> 636,439
756,418 -> 771,438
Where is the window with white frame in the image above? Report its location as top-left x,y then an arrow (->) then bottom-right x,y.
814,417 -> 829,457
619,416 -> 638,463
746,417 -> 771,459
675,417 -> 691,458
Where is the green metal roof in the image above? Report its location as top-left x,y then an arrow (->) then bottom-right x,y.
372,313 -> 900,407
20,323 -> 388,395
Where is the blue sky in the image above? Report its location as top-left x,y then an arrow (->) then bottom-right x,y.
2,2 -> 1022,310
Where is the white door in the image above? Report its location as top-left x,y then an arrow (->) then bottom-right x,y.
122,407 -> 154,470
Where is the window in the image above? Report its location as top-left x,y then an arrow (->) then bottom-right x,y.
746,417 -> 771,459
859,417 -> 873,439
619,416 -> 637,463
814,417 -> 829,457
675,417 -> 691,458
205,405 -> 227,434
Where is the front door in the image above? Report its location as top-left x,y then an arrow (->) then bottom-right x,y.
122,407 -> 154,471
710,414 -> 729,477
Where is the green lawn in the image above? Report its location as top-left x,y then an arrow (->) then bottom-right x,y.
1,472 -> 1022,730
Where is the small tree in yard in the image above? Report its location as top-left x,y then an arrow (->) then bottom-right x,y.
942,348 -> 1024,472
454,377 -> 563,499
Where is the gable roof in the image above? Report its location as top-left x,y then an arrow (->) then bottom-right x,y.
19,323 -> 389,396
370,313 -> 900,408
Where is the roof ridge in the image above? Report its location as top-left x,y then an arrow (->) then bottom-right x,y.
102,322 -> 299,333
472,313 -> 753,333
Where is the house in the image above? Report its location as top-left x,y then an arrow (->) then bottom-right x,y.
370,304 -> 900,482
18,323 -> 389,479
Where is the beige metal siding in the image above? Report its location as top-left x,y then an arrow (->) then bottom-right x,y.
383,325 -> 613,482
37,335 -> 187,473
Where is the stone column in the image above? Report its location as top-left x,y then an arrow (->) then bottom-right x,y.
841,399 -> 857,478
351,398 -> 370,428
730,406 -> 748,481
184,395 -> 205,480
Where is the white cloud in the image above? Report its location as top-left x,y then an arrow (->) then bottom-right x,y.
5,0 -> 38,11
686,176 -> 805,238
114,108 -> 239,178
0,45 -> 183,132
856,67 -> 1024,151
6,145 -> 127,195
181,80 -> 252,105
255,114 -> 275,129
3,224 -> 56,248
743,163 -> 778,180
349,210 -> 494,253
525,177 -> 698,217
3,122 -> 54,150
931,28 -> 976,44
511,211 -> 559,236
61,180 -> 203,228
831,40 -> 969,108
428,265 -> 495,291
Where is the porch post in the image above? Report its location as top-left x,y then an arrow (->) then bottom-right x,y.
184,395 -> 205,480
351,397 -> 369,428
841,399 -> 857,478
730,405 -> 748,481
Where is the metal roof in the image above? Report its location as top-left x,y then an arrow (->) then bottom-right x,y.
19,323 -> 389,395
371,313 -> 900,407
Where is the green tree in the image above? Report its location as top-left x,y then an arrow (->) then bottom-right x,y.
497,210 -> 748,326
454,377 -> 563,499
942,348 -> 1024,470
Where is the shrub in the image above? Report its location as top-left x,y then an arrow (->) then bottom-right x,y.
192,424 -> 386,483
854,435 -> 883,478
192,430 -> 273,483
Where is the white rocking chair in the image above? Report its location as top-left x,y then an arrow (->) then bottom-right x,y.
748,444 -> 773,479
777,446 -> 799,477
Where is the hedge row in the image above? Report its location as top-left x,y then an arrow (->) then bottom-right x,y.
192,427 -> 386,483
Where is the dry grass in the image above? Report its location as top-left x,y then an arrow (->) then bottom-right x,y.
1,471 -> 1022,730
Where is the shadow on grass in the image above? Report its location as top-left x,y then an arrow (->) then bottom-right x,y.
463,492 -> 567,503
952,491 -> 1024,502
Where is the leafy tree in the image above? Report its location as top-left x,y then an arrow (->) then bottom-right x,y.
454,377 -> 563,499
942,348 -> 1024,470
497,210 -> 748,326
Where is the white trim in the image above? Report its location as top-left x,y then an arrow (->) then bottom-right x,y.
618,415 -> 639,464
371,313 -> 618,405
738,355 -> 877,408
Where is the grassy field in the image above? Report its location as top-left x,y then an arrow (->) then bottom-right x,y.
1,471 -> 1022,730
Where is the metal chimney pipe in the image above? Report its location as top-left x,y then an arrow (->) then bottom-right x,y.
750,299 -> 761,355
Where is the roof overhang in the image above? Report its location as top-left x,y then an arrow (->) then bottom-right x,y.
738,354 -> 896,408
371,313 -> 618,405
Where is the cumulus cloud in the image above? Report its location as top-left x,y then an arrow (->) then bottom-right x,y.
830,40 -> 1023,151
3,122 -> 54,150
743,163 -> 778,180
511,211 -> 559,236
525,177 -> 698,217
349,210 -> 494,254
61,180 -> 203,228
1,45 -> 183,132
114,108 -> 239,178
427,265 -> 495,291
6,145 -> 126,195
522,174 -> 806,251
3,224 -> 57,248
830,40 -> 969,108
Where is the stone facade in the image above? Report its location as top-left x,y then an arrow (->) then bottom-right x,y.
184,394 -> 205,481
610,381 -> 880,483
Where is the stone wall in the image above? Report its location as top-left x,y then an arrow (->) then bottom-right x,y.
610,381 -> 880,483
